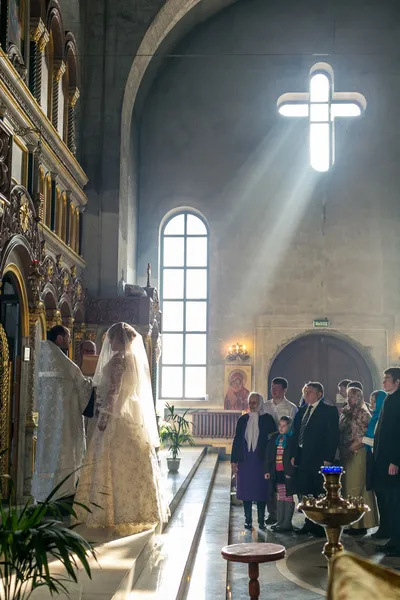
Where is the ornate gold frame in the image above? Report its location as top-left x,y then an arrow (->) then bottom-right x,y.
0,324 -> 11,498
3,263 -> 29,337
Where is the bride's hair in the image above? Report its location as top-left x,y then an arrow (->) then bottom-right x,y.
108,322 -> 137,345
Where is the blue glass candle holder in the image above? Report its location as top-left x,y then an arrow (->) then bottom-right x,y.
321,466 -> 343,474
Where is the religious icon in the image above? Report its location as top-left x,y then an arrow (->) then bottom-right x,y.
224,365 -> 251,411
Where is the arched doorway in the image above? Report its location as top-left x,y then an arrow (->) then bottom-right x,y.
0,273 -> 22,497
268,333 -> 374,406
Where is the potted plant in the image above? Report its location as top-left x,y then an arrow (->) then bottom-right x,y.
159,404 -> 194,473
0,472 -> 96,600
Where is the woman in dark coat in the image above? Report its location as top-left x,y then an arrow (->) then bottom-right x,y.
265,415 -> 296,532
231,392 -> 276,530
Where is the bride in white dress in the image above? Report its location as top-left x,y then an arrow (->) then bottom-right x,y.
74,322 -> 169,534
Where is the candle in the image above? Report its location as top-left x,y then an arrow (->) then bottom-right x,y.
321,466 -> 343,474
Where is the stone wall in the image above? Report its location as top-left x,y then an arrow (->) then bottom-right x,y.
136,0 -> 400,406
80,0 -> 236,296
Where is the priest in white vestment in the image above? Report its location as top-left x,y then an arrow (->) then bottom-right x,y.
32,325 -> 93,502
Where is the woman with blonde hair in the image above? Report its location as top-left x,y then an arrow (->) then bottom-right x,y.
339,385 -> 378,535
74,322 -> 169,534
231,392 -> 276,530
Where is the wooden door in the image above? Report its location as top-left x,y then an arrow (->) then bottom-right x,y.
268,333 -> 373,406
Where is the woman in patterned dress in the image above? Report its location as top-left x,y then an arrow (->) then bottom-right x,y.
339,385 -> 378,535
74,322 -> 169,535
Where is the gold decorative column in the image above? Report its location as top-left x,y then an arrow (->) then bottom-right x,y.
46,309 -> 62,330
74,322 -> 86,366
29,20 -> 49,104
23,303 -> 44,494
52,61 -> 66,131
25,260 -> 44,494
67,87 -> 80,155
66,316 -> 75,360
0,324 -> 11,499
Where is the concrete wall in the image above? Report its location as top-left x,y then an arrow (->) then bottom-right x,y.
138,0 -> 400,406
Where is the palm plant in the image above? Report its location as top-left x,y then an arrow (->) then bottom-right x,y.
159,404 -> 194,459
0,472 -> 97,600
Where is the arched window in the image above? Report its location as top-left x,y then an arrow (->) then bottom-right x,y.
160,211 -> 208,399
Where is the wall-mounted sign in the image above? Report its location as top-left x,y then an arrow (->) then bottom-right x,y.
313,319 -> 330,328
23,347 -> 31,362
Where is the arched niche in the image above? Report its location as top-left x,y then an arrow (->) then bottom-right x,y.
268,331 -> 377,406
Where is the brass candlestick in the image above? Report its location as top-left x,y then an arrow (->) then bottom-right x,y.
298,466 -> 370,562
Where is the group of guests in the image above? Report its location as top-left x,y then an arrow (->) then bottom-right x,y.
231,371 -> 400,557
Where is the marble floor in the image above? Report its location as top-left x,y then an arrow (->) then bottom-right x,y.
26,452 -> 400,599
29,447 -> 208,600
227,502 -> 400,599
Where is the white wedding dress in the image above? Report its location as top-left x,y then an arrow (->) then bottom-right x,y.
74,329 -> 169,535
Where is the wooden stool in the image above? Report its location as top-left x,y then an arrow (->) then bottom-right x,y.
221,542 -> 285,600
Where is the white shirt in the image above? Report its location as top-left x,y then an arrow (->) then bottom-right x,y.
298,399 -> 321,448
263,397 -> 298,426
304,398 -> 321,417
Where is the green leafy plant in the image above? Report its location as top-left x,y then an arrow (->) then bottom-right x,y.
0,472 -> 97,600
159,404 -> 195,460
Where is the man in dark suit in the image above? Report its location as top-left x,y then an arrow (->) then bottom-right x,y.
291,381 -> 340,536
374,367 -> 400,556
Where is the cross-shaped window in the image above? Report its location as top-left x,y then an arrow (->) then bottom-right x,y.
277,62 -> 367,172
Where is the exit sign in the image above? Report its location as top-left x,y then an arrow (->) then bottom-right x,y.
313,319 -> 330,328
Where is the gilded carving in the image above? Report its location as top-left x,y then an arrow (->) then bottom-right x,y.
66,316 -> 75,329
28,261 -> 43,307
46,261 -> 54,280
27,305 -> 44,426
69,87 -> 80,108
30,19 -> 46,44
85,330 -> 97,343
75,280 -> 83,301
19,197 -> 31,232
54,61 -> 66,82
0,122 -> 12,200
0,186 -> 41,268
38,30 -> 50,53
62,270 -> 70,292
40,240 -> 46,262
46,309 -> 62,329
0,324 -> 11,498
74,322 -> 86,342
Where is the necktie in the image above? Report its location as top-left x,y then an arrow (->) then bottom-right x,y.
298,405 -> 312,447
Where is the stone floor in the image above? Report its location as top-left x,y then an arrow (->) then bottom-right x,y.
27,452 -> 400,599
228,502 -> 400,598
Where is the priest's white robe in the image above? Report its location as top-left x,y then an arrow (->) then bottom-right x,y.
32,340 -> 92,502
